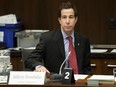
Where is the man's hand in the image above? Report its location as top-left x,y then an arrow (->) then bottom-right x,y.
34,66 -> 50,73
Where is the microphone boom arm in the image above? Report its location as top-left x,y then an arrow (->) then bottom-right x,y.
59,51 -> 71,75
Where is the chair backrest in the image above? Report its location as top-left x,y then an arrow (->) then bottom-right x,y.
21,48 -> 34,71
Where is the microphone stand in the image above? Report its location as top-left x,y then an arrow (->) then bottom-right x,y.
59,51 -> 71,75
50,51 -> 71,80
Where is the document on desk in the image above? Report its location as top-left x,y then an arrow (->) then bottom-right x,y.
111,49 -> 116,53
91,49 -> 107,53
87,75 -> 114,86
74,74 -> 88,80
0,76 -> 8,84
88,75 -> 114,81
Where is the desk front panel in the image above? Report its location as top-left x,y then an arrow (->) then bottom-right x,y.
91,53 -> 116,75
10,50 -> 116,75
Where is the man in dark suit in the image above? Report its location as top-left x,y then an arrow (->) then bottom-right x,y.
25,1 -> 91,74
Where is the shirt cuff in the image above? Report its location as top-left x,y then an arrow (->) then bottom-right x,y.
35,65 -> 43,70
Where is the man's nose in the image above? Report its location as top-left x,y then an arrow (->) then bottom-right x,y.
66,18 -> 70,24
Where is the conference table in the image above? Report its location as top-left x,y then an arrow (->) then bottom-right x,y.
0,75 -> 115,87
0,81 -> 115,87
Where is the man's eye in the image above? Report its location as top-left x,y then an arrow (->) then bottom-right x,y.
69,16 -> 75,19
62,16 -> 67,19
61,16 -> 75,19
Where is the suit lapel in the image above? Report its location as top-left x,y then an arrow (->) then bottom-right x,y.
74,33 -> 83,73
57,30 -> 65,60
74,33 -> 79,58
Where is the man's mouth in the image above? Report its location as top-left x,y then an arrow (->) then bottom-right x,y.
65,26 -> 71,29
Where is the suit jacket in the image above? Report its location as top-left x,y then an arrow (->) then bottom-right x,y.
25,29 -> 91,74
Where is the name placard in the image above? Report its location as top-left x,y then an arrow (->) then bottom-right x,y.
8,71 -> 46,85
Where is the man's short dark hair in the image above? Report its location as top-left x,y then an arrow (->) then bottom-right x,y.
58,1 -> 78,18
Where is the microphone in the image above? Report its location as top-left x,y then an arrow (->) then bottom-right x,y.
59,51 -> 71,75
50,51 -> 71,80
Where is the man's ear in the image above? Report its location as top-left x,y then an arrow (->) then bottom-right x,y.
58,17 -> 61,24
75,16 -> 78,23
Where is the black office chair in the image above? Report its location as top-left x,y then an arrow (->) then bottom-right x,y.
21,48 -> 34,71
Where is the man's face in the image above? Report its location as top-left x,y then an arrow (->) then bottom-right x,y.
58,8 -> 77,35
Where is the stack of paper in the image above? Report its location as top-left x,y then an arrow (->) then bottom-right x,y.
87,75 -> 114,86
91,49 -> 107,53
0,14 -> 17,24
0,76 -> 8,84
74,74 -> 88,80
111,49 -> 116,53
0,32 -> 4,42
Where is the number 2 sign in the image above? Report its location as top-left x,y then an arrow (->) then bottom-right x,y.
62,68 -> 75,84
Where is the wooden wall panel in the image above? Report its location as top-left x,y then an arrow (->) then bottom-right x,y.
0,0 -> 7,15
0,0 -> 116,44
77,0 -> 116,44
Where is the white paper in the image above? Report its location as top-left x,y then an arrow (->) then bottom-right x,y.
0,32 -> 4,42
0,76 -> 8,83
74,74 -> 88,80
8,71 -> 46,85
23,47 -> 36,49
91,49 -> 107,53
111,49 -> 116,53
87,75 -> 114,81
25,30 -> 49,33
0,56 -> 10,67
0,14 -> 17,24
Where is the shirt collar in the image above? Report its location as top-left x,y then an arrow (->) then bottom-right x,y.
61,28 -> 74,40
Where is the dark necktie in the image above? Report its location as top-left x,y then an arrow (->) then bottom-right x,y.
68,36 -> 78,74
